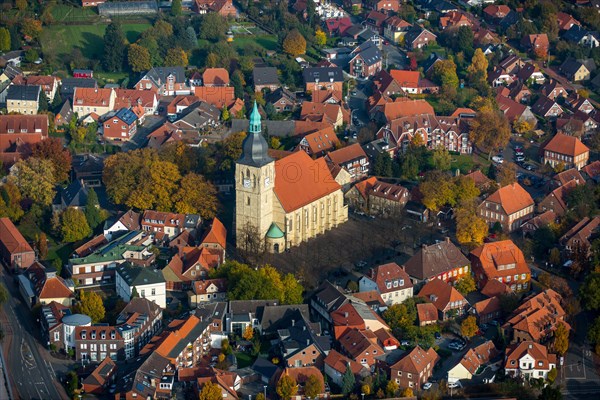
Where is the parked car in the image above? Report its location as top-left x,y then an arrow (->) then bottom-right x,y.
492,156 -> 504,164
448,382 -> 460,389
515,156 -> 525,162
515,150 -> 524,156
423,383 -> 432,390
524,163 -> 536,171
434,332 -> 442,339
401,340 -> 411,346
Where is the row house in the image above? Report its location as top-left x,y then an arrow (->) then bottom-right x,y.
162,246 -> 222,291
417,279 -> 469,320
156,315 -> 213,369
278,315 -> 330,368
344,177 -> 409,216
470,240 -> 531,292
67,230 -> 155,288
326,143 -> 370,183
141,210 -> 201,241
72,87 -> 116,117
116,297 -> 163,360
302,67 -> 344,93
477,183 -> 534,232
75,325 -> 124,362
358,262 -> 413,306
390,346 -> 440,390
0,217 -> 35,271
503,289 -> 569,344
542,132 -> 589,170
403,237 -> 471,284
560,216 -> 600,253
135,66 -> 190,96
376,114 -> 472,154
12,75 -> 61,100
505,341 -> 557,380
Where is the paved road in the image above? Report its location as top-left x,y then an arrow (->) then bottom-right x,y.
382,44 -> 407,70
0,273 -> 67,400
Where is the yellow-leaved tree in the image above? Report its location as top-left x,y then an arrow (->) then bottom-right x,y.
283,30 -> 306,56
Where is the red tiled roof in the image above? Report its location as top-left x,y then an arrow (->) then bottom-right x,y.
481,278 -> 512,298
383,98 -> 434,121
327,143 -> 367,165
0,114 -> 49,137
193,278 -> 227,295
389,70 -> 420,88
470,240 -> 531,281
156,315 -> 202,360
274,151 -> 341,212
194,86 -> 235,109
324,349 -> 365,375
202,68 -> 230,86
543,132 -> 589,157
417,279 -> 467,312
485,183 -> 534,215
39,276 -> 74,300
114,88 -> 156,110
505,341 -> 557,370
582,160 -> 600,179
0,217 -> 33,254
73,87 -> 113,107
368,262 -> 413,294
391,345 -> 440,374
201,218 -> 227,249
417,302 -> 438,323
299,126 -> 340,154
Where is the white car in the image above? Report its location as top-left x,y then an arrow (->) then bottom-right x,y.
515,156 -> 525,162
422,383 -> 432,390
448,382 -> 460,389
492,156 -> 504,164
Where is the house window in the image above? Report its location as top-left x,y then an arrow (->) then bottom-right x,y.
152,288 -> 156,296
141,289 -> 145,297
54,331 -> 60,341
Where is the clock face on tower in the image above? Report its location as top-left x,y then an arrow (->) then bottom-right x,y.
264,177 -> 270,188
243,178 -> 251,188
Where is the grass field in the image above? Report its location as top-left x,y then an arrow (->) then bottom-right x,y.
50,4 -> 98,22
232,35 -> 278,52
41,23 -> 151,59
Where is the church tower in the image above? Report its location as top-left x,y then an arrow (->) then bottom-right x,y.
234,102 -> 275,249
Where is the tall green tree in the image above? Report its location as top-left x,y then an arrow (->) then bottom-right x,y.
9,158 -> 56,206
342,364 -> 356,395
171,0 -> 182,16
304,374 -> 322,398
128,44 -> 152,72
0,27 -> 10,52
432,145 -> 451,171
84,188 -> 103,230
61,207 -> 91,243
580,273 -> 600,310
103,22 -> 127,72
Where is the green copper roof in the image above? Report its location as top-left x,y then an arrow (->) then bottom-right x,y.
249,100 -> 261,134
266,223 -> 285,239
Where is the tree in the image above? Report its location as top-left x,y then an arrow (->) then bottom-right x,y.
553,322 -> 569,356
276,374 -> 298,400
467,48 -> 488,85
401,388 -> 414,397
589,316 -> 600,354
0,285 -> 8,306
420,171 -> 456,211
315,29 -> 327,47
538,385 -> 562,400
61,207 -> 91,243
181,26 -> 197,51
361,384 -> 371,396
131,286 -> 139,299
199,381 -> 223,400
453,176 -> 480,204
382,299 -> 417,332
171,0 -> 182,16
304,374 -> 322,398
461,316 -> 479,340
0,181 -> 24,222
164,47 -> 188,67
173,173 -> 219,218
0,27 -> 10,52
547,367 -> 558,383
432,145 -> 451,171
342,365 -> 356,395
456,203 -> 488,245
66,371 -> 78,397
513,119 -> 532,135
36,232 -> 48,259
469,106 -> 511,159
498,162 -> 517,186
16,0 -> 27,11
221,106 -> 230,122
386,380 -> 399,397
282,273 -> 303,305
103,22 -> 127,72
432,59 -> 459,89
242,325 -> 254,341
256,394 -> 266,400
198,13 -> 227,41
31,138 -> 72,183
283,30 -> 307,56
373,151 -> 393,176
455,275 -> 476,295
128,44 -> 152,72
580,273 -> 600,310
25,48 -> 38,64
9,158 -> 56,206
74,290 -> 105,323
137,36 -> 162,66
20,18 -> 42,40
84,188 -> 103,230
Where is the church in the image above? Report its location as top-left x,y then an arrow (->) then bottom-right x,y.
235,102 -> 348,253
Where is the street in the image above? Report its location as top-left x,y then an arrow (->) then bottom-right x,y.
0,272 -> 68,400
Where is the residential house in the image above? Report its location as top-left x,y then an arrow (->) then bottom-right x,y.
115,263 -> 166,308
542,133 -> 589,170
326,143 -> 370,183
194,86 -> 235,109
0,114 -> 48,166
483,4 -> 511,22
75,325 -> 124,362
25,263 -> 74,307
557,12 -> 581,31
503,289 -> 569,343
202,68 -> 230,87
349,40 -> 383,79
338,328 -> 385,369
345,177 -> 409,216
358,263 -> 413,306
477,183 -> 534,232
166,95 -> 200,116
162,247 -> 222,291
538,180 -> 577,216
60,77 -> 97,100
330,302 -> 390,340
226,299 -> 278,335
505,341 -> 557,380
473,296 -> 503,324
73,69 -> 93,78
82,356 -> 117,394
541,80 -> 567,100
193,0 -> 237,17
560,216 -> 600,253
67,231 -> 155,287
0,217 -> 35,271
40,302 -> 71,352
390,346 -> 440,390
299,101 -> 348,128
273,367 -> 326,400
195,370 -> 240,400
496,93 -> 537,126
365,10 -> 388,34
7,85 -> 41,115
188,279 -> 228,307
325,17 -> 353,36
516,62 -> 545,84
135,66 -> 190,96
13,75 -> 60,101
114,88 -> 158,116
253,67 -> 280,92
417,302 -> 438,326
448,341 -> 499,383
384,16 -> 412,43
417,279 -> 469,320
470,240 -> 531,292
103,107 -> 137,141
309,281 -> 349,331
324,350 -> 369,387
141,210 -> 201,241
562,25 -> 600,48
532,95 -> 564,118
54,102 -> 73,128
372,69 -> 406,99
560,58 -> 591,81
296,126 -> 340,157
465,170 -> 493,192
404,26 -> 437,50
277,314 -> 330,368
173,101 -> 221,134
72,87 -> 116,117
566,94 -> 595,114
403,237 -> 471,284
521,210 -> 557,236
439,11 -> 473,30
583,160 -> 600,182
302,67 -> 344,93
266,88 -> 297,112
116,297 -> 163,359
389,70 -> 421,94
521,34 -> 549,57
103,210 -> 141,240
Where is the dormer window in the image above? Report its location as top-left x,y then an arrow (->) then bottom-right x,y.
81,331 -> 86,340
101,332 -> 106,339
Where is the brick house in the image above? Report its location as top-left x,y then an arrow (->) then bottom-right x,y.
141,210 -> 200,241
103,108 -> 137,141
505,341 -> 557,380
470,240 -> 532,292
417,279 -> 469,320
135,66 -> 190,96
0,217 -> 35,271
338,328 -> 385,369
302,67 -> 344,93
403,237 -> 471,284
116,297 -> 163,359
404,26 -> 437,50
358,262 -> 413,306
542,133 -> 589,170
345,177 -> 410,217
477,183 -> 534,232
202,68 -> 230,87
417,302 -> 438,326
538,180 -> 577,216
40,301 -> 71,352
390,346 -> 440,390
75,325 -> 125,362
82,356 -> 116,394
349,41 -> 383,79
560,216 -> 600,253
330,302 -> 390,339
326,143 -> 370,183
324,350 -> 369,387
0,114 -> 48,166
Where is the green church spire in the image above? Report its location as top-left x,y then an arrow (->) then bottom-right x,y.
249,101 -> 261,134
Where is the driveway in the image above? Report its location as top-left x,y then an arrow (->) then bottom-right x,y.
382,44 -> 407,70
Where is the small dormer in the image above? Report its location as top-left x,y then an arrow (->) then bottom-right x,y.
430,294 -> 438,302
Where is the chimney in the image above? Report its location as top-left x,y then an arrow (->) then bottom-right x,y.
445,237 -> 450,243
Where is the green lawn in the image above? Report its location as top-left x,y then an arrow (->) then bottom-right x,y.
235,351 -> 255,368
50,4 -> 98,22
41,23 -> 151,59
232,35 -> 278,52
450,154 -> 476,174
